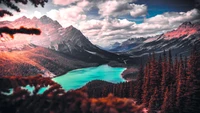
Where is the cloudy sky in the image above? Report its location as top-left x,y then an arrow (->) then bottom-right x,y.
1,0 -> 200,46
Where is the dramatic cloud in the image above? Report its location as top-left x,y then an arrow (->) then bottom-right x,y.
130,4 -> 147,17
47,1 -> 89,27
78,18 -> 136,45
77,9 -> 200,46
0,0 -> 199,46
0,10 -> 44,21
139,8 -> 200,31
32,11 -> 43,18
52,0 -> 78,5
98,1 -> 147,17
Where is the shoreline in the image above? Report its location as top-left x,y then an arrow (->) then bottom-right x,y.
120,67 -> 139,81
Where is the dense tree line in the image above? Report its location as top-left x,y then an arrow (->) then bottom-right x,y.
0,48 -> 199,113
85,80 -> 136,98
137,48 -> 200,113
0,76 -> 143,113
86,48 -> 200,113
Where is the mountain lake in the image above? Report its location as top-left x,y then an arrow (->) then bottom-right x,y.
52,65 -> 126,91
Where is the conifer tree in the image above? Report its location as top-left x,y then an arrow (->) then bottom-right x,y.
134,63 -> 144,104
168,84 -> 177,113
158,54 -> 163,86
146,52 -> 161,108
148,87 -> 160,113
142,56 -> 151,106
161,50 -> 167,100
129,81 -> 134,98
166,49 -> 173,86
184,56 -> 188,77
174,54 -> 179,85
185,47 -> 200,112
176,55 -> 185,112
149,52 -> 159,91
161,88 -> 170,113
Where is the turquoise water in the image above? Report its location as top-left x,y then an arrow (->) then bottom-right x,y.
1,85 -> 50,96
52,65 -> 126,91
1,88 -> 13,95
37,85 -> 50,94
21,85 -> 50,95
1,65 -> 125,95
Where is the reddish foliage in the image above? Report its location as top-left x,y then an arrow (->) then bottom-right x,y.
0,10 -> 13,17
0,0 -> 48,39
0,76 -> 143,113
0,26 -> 41,38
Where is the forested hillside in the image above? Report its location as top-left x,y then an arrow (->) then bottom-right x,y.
84,47 -> 200,113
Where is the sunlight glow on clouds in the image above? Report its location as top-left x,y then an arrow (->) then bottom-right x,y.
52,0 -> 78,5
77,9 -> 200,46
0,10 -> 43,21
47,0 -> 89,27
98,1 -> 147,17
130,4 -> 147,17
0,0 -> 199,46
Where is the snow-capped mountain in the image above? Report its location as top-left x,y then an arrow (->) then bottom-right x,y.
108,38 -> 146,52
108,22 -> 200,57
164,22 -> 200,40
0,16 -> 133,76
0,16 -> 128,64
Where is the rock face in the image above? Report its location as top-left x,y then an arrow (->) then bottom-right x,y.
164,22 -> 200,39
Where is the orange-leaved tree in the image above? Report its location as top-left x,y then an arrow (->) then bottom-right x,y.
0,0 -> 48,39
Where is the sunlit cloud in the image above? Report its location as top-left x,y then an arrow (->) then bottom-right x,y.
52,0 -> 78,5
98,1 -> 147,17
0,0 -> 199,46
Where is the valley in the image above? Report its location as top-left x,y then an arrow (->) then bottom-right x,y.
0,16 -> 131,77
0,45 -> 98,76
0,16 -> 199,80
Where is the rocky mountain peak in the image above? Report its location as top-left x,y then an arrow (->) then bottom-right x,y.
32,17 -> 38,21
181,21 -> 192,25
66,25 -> 78,31
21,16 -> 28,19
15,16 -> 30,22
179,21 -> 193,28
164,21 -> 200,39
39,15 -> 54,24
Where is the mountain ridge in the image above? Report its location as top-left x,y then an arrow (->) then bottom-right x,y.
108,21 -> 200,54
0,16 -> 122,60
0,16 -> 131,76
0,44 -> 99,77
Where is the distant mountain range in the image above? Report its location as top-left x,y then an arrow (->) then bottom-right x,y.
107,22 -> 200,58
0,16 -> 199,76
